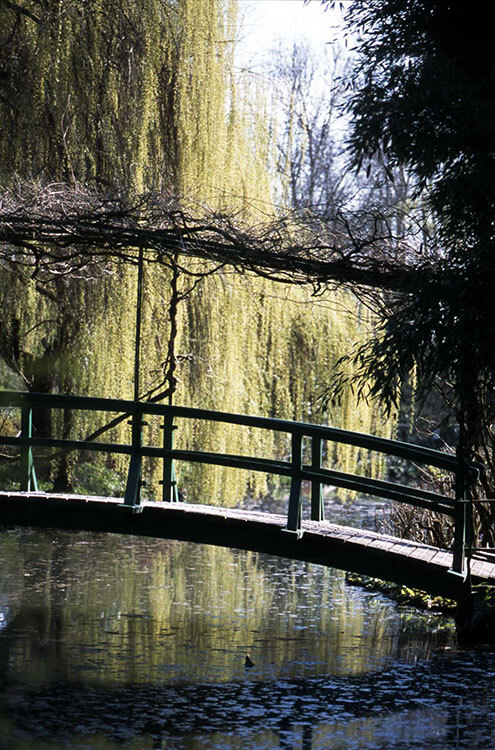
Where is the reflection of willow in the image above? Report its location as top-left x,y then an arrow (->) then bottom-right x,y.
0,532 -> 274,684
0,530 -> 453,688
117,544 -> 275,683
255,558 -> 397,676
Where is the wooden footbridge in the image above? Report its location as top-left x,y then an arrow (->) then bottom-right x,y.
1,390 -> 494,600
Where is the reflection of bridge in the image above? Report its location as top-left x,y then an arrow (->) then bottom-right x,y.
1,391 -> 494,599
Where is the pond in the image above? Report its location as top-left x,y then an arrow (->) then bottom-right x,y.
0,521 -> 494,749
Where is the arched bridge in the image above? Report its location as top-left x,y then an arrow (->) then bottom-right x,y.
0,390 -> 493,600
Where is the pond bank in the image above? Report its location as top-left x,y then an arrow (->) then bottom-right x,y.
347,572 -> 495,649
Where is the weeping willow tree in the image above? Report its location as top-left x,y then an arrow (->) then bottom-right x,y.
0,0 -> 390,502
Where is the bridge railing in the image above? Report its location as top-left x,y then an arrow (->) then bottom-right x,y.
0,390 -> 480,578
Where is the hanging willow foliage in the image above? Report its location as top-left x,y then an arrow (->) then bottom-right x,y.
0,0 -> 391,502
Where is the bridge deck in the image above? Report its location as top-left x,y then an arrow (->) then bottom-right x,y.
1,491 -> 494,599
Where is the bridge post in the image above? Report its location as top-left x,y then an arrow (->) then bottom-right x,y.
19,403 -> 38,492
123,410 -> 143,509
451,457 -> 473,578
311,436 -> 324,521
161,414 -> 179,502
286,431 -> 303,535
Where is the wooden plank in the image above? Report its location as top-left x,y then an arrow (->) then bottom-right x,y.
342,532 -> 379,548
428,549 -> 452,568
311,526 -> 356,541
386,541 -> 421,558
471,560 -> 495,579
409,546 -> 443,564
367,538 -> 397,552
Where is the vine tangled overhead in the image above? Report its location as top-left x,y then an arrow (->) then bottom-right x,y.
0,181 -> 430,294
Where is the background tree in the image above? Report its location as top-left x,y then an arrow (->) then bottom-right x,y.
269,41 -> 349,217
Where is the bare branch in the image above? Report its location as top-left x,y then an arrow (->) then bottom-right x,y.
0,181 -> 432,295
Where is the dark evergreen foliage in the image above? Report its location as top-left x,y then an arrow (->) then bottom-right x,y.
326,1 -> 495,486
342,0 -> 495,252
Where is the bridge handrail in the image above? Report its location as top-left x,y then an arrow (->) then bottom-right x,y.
0,389 -> 468,470
0,389 -> 476,578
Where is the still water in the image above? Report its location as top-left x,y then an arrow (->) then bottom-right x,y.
0,523 -> 494,749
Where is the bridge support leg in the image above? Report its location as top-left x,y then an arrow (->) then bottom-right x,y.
123,412 -> 143,510
19,405 -> 38,492
161,414 -> 179,503
451,502 -> 468,577
311,436 -> 324,521
285,432 -> 303,536
450,459 -> 473,579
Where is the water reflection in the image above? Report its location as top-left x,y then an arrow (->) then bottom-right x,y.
1,526 -> 489,749
0,528 -> 450,686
